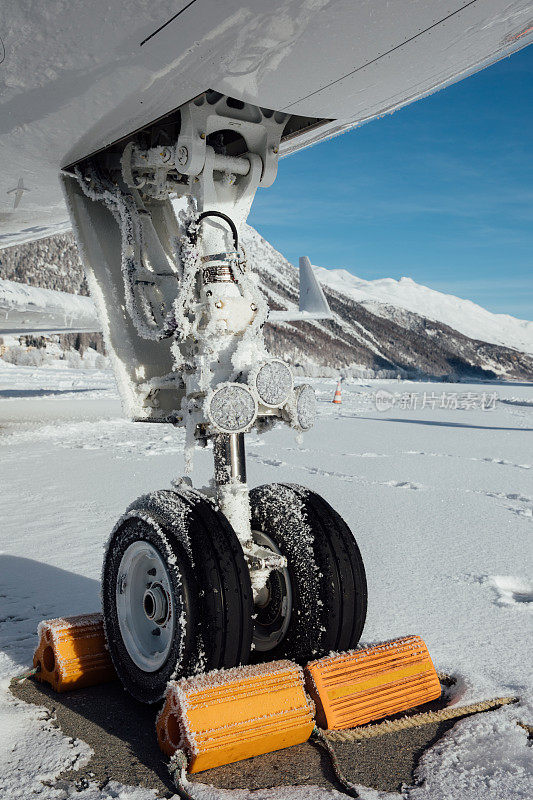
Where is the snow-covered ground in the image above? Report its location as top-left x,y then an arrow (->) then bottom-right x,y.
0,361 -> 532,799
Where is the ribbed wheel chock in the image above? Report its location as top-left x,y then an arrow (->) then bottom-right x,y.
33,613 -> 115,693
156,660 -> 315,773
305,635 -> 441,730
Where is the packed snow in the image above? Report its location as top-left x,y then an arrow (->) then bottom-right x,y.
311,266 -> 533,355
0,360 -> 532,799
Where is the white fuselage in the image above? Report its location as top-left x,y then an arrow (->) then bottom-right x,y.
1,0 -> 532,248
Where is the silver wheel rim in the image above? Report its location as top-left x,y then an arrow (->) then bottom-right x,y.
116,541 -> 175,672
252,530 -> 292,652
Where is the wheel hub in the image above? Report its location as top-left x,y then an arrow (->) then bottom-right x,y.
143,582 -> 169,625
116,541 -> 175,672
252,530 -> 292,653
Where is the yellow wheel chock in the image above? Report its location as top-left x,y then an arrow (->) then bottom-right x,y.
33,613 -> 115,693
156,660 -> 315,773
305,635 -> 441,730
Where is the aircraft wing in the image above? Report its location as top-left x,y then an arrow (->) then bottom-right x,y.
1,1 -> 532,248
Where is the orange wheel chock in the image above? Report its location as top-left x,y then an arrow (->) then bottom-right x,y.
156,660 -> 315,773
305,635 -> 441,730
33,613 -> 115,693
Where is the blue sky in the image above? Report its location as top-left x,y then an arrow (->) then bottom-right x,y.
248,45 -> 533,319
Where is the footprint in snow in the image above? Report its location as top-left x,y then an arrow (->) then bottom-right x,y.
351,451 -> 389,458
480,490 -> 533,521
386,480 -> 423,490
489,576 -> 533,612
499,398 -> 533,408
283,446 -> 310,453
484,491 -> 531,503
482,457 -> 531,470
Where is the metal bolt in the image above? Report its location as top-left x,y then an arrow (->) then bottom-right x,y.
250,303 -> 257,312
151,628 -> 161,636
160,147 -> 172,163
215,300 -> 223,309
176,146 -> 188,166
147,568 -> 156,576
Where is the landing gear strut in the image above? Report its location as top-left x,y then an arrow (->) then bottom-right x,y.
63,90 -> 367,701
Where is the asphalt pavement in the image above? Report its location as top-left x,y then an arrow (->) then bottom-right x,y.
11,677 -> 465,797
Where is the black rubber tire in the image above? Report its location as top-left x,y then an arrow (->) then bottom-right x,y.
102,488 -> 253,704
249,483 -> 367,663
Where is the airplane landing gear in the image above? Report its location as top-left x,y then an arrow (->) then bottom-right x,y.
64,90 -> 367,701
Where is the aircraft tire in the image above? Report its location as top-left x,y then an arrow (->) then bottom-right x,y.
249,483 -> 367,662
102,488 -> 253,703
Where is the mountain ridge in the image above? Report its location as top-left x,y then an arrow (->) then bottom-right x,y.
311,265 -> 533,355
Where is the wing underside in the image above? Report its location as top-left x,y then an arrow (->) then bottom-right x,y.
0,0 -> 531,247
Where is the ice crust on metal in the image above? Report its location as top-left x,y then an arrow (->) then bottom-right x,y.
283,383 -> 316,431
305,635 -> 441,730
33,613 -> 115,693
156,660 -> 315,773
253,359 -> 293,407
206,382 -> 258,433
295,384 -> 316,430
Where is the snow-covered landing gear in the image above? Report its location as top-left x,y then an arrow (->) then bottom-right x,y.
102,489 -> 253,703
250,484 -> 367,662
62,90 -> 367,702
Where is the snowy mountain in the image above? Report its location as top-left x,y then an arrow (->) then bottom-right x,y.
311,267 -> 533,356
243,226 -> 533,381
1,227 -> 532,381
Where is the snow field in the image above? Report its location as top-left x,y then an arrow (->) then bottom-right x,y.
0,277 -> 99,335
0,364 -> 531,799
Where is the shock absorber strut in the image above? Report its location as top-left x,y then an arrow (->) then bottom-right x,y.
213,433 -> 247,484
213,432 -> 287,596
213,432 -> 252,549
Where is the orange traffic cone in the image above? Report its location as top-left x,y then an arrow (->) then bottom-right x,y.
332,381 -> 342,404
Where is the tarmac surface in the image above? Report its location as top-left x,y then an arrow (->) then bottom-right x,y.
10,676 -> 468,797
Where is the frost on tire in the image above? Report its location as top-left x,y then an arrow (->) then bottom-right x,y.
102,488 -> 253,703
249,483 -> 367,663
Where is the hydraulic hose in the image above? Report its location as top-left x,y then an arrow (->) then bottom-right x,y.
189,211 -> 239,250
